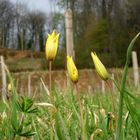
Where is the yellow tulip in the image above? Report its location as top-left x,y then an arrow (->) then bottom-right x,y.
45,30 -> 60,61
91,52 -> 109,81
67,56 -> 78,83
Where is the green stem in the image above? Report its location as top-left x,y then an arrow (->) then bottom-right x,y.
75,83 -> 86,140
106,80 -> 115,112
116,33 -> 140,140
49,61 -> 53,103
110,78 -> 120,92
12,133 -> 16,140
49,61 -> 53,140
116,68 -> 127,140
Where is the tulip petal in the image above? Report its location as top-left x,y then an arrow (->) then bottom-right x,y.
45,30 -> 60,61
67,56 -> 78,83
91,52 -> 109,80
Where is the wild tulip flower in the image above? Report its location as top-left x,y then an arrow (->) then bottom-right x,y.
45,30 -> 60,61
67,56 -> 78,83
45,30 -> 60,140
67,56 -> 85,139
91,52 -> 109,81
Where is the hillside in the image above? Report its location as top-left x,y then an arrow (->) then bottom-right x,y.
0,48 -> 47,72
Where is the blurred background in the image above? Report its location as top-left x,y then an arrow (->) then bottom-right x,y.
0,0 -> 140,70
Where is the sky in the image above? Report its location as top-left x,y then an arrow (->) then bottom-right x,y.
9,0 -> 57,13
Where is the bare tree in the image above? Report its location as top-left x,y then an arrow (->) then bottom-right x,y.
0,0 -> 15,48
25,11 -> 46,51
14,2 -> 28,50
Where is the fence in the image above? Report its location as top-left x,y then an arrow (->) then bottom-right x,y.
0,52 -> 139,99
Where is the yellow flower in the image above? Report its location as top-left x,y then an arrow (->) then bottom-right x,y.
7,83 -> 12,92
91,52 -> 109,81
67,56 -> 78,83
45,30 -> 60,61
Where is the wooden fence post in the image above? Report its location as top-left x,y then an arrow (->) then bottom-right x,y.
112,73 -> 115,92
132,51 -> 139,87
0,56 -> 7,101
65,8 -> 75,59
65,9 -> 75,87
101,80 -> 105,93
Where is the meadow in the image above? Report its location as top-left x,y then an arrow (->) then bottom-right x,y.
0,33 -> 140,140
0,76 -> 140,140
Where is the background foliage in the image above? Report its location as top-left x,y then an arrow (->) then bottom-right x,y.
0,0 -> 140,68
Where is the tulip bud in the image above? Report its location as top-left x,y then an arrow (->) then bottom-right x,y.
91,52 -> 109,81
94,129 -> 103,137
67,56 -> 78,83
107,112 -> 115,132
7,83 -> 12,100
45,30 -> 60,61
99,108 -> 106,117
90,129 -> 103,140
7,83 -> 12,93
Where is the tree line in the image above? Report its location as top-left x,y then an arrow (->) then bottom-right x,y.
0,0 -> 59,51
58,0 -> 140,68
0,0 -> 140,68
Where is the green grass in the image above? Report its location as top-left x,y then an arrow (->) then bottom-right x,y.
6,58 -> 46,72
0,86 -> 140,140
